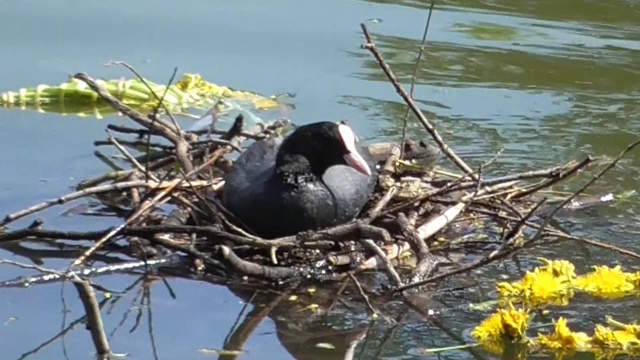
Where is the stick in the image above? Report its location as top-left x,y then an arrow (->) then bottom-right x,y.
95,138 -> 174,151
400,0 -> 437,159
470,206 -> 640,260
348,273 -> 378,317
358,239 -> 403,287
73,73 -> 194,174
508,156 -> 592,200
105,61 -> 182,133
529,138 -> 640,244
395,244 -> 514,293
546,230 -> 640,260
107,131 -> 160,182
367,187 -> 397,221
71,178 -> 181,266
218,245 -> 297,280
360,23 -> 474,177
0,259 -> 111,355
384,143 -> 584,220
72,117 -> 253,265
0,179 -> 216,228
488,197 -> 547,258
72,279 -> 111,356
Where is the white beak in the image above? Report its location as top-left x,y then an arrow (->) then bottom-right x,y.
338,123 -> 371,176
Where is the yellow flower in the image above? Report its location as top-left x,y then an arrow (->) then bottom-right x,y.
628,271 -> 640,287
591,324 -> 640,351
526,271 -> 574,307
536,317 -> 590,351
472,303 -> 530,348
497,265 -> 574,307
497,281 -> 523,298
475,338 -> 506,355
472,310 -> 507,343
576,265 -> 635,299
537,258 -> 577,280
623,322 -> 640,338
591,348 -> 620,360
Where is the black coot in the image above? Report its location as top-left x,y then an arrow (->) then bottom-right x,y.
222,121 -> 377,239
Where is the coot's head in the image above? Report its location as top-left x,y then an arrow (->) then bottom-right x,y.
275,121 -> 371,177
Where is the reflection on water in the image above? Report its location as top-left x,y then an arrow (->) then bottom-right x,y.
349,0 -> 640,183
1,0 -> 640,359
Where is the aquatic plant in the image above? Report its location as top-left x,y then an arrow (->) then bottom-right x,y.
0,72 -> 291,120
467,259 -> 640,358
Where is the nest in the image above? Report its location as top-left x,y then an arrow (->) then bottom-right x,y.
1,67 -> 630,294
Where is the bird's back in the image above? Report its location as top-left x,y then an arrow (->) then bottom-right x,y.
222,135 -> 377,239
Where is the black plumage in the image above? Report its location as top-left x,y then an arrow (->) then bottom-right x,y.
222,121 -> 377,239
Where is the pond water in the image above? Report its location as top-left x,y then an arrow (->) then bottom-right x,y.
1,0 -> 639,359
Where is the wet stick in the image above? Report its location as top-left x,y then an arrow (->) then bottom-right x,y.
507,157 -> 592,200
467,206 -> 640,260
104,61 -> 182,135
72,278 -> 111,357
73,73 -> 194,174
399,0 -> 437,160
218,245 -> 297,280
528,137 -> 640,245
0,179 -> 215,228
414,180 -> 518,241
489,197 -> 548,257
348,273 -> 379,317
0,260 -> 112,356
360,23 -> 475,178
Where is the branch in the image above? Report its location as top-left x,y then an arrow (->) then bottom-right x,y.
360,23 -> 474,177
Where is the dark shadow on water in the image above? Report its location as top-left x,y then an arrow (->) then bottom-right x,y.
0,243 -> 498,360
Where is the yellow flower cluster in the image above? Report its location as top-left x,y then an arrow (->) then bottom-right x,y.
471,303 -> 530,354
497,259 -> 639,307
497,258 -> 576,307
575,265 -> 637,299
536,317 -> 590,351
537,317 -> 640,358
473,309 -> 640,358
471,259 -> 640,358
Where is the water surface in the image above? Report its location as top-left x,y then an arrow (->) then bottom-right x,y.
1,0 -> 639,359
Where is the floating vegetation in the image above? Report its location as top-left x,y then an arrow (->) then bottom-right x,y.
472,311 -> 640,358
497,258 -> 640,307
471,303 -> 530,354
0,70 -> 293,121
467,259 -> 640,358
497,258 -> 577,307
